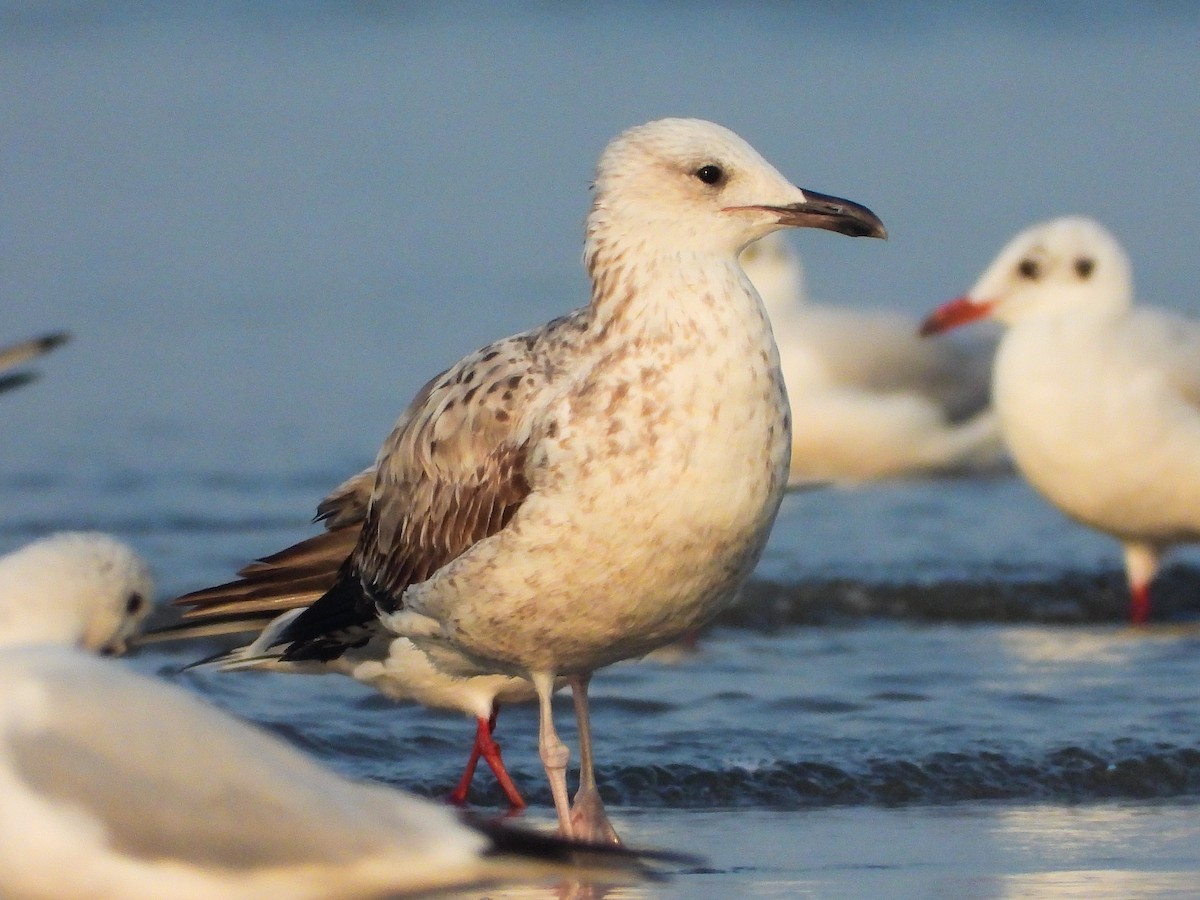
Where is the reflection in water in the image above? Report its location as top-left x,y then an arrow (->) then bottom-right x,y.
990,803 -> 1200,899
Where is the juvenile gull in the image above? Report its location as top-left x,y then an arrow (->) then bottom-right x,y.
0,331 -> 70,394
741,234 -> 1003,485
0,531 -> 152,653
920,216 -> 1200,623
145,466 -> 536,810
0,646 -> 676,898
185,118 -> 884,843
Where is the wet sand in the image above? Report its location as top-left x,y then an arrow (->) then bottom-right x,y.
473,802 -> 1200,898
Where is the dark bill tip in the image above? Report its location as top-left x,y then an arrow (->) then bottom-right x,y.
772,189 -> 887,239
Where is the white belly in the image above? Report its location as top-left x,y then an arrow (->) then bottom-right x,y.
405,313 -> 789,676
995,316 -> 1200,543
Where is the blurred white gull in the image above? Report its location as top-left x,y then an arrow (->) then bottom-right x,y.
211,117 -> 883,846
0,331 -> 69,395
0,531 -> 152,653
0,645 -> 671,898
920,216 -> 1200,624
144,465 -> 537,811
740,233 -> 1004,485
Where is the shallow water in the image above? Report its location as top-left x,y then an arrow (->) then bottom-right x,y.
6,3 -> 1200,896
470,804 -> 1200,899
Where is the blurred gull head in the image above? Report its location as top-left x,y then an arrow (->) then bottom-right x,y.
0,532 -> 153,654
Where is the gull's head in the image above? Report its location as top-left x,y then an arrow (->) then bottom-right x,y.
920,217 -> 1133,336
0,532 -> 154,654
587,118 -> 885,259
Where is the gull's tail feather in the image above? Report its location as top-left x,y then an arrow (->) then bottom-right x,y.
467,815 -> 699,884
177,609 -> 307,671
138,525 -> 361,651
133,612 -> 281,646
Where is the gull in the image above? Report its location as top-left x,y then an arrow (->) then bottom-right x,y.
0,645 -> 675,899
0,531 -> 152,653
741,233 -> 1003,485
920,216 -> 1200,623
143,466 -> 537,811
0,331 -> 70,394
223,117 -> 884,845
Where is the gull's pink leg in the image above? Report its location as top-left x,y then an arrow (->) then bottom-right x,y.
1130,582 -> 1151,626
1124,543 -> 1160,626
533,671 -> 574,838
447,717 -> 487,807
476,706 -> 526,810
568,673 -> 622,846
446,705 -> 525,809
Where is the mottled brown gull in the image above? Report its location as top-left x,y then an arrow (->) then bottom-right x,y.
172,117 -> 885,843
144,466 -> 537,810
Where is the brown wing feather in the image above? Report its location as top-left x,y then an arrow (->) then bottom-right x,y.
346,316 -> 584,610
161,472 -> 373,636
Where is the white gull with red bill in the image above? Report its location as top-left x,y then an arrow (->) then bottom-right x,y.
921,216 -> 1200,623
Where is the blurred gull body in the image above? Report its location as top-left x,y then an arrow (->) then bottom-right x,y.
0,332 -> 69,395
0,646 -> 664,898
741,233 -> 1003,486
0,534 -> 665,897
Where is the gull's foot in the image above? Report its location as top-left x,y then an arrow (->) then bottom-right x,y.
567,786 -> 622,846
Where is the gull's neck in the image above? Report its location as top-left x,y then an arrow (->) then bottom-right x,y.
584,225 -> 766,340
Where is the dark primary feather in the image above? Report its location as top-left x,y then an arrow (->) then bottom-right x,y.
139,471 -> 373,650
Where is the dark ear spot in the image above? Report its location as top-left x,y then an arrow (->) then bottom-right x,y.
1017,258 -> 1041,280
125,592 -> 145,615
1074,257 -> 1095,279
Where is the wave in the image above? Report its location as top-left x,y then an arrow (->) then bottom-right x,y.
394,744 -> 1200,810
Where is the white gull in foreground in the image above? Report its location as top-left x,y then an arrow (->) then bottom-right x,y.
741,233 -> 1003,485
0,646 -> 672,898
920,216 -> 1200,623
0,531 -> 152,653
0,535 -> 671,896
0,331 -> 69,394
239,117 -> 884,844
145,465 -> 536,810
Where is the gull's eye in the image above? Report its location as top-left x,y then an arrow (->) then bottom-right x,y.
125,592 -> 146,615
1017,258 -> 1041,280
695,164 -> 725,186
1074,257 -> 1095,279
